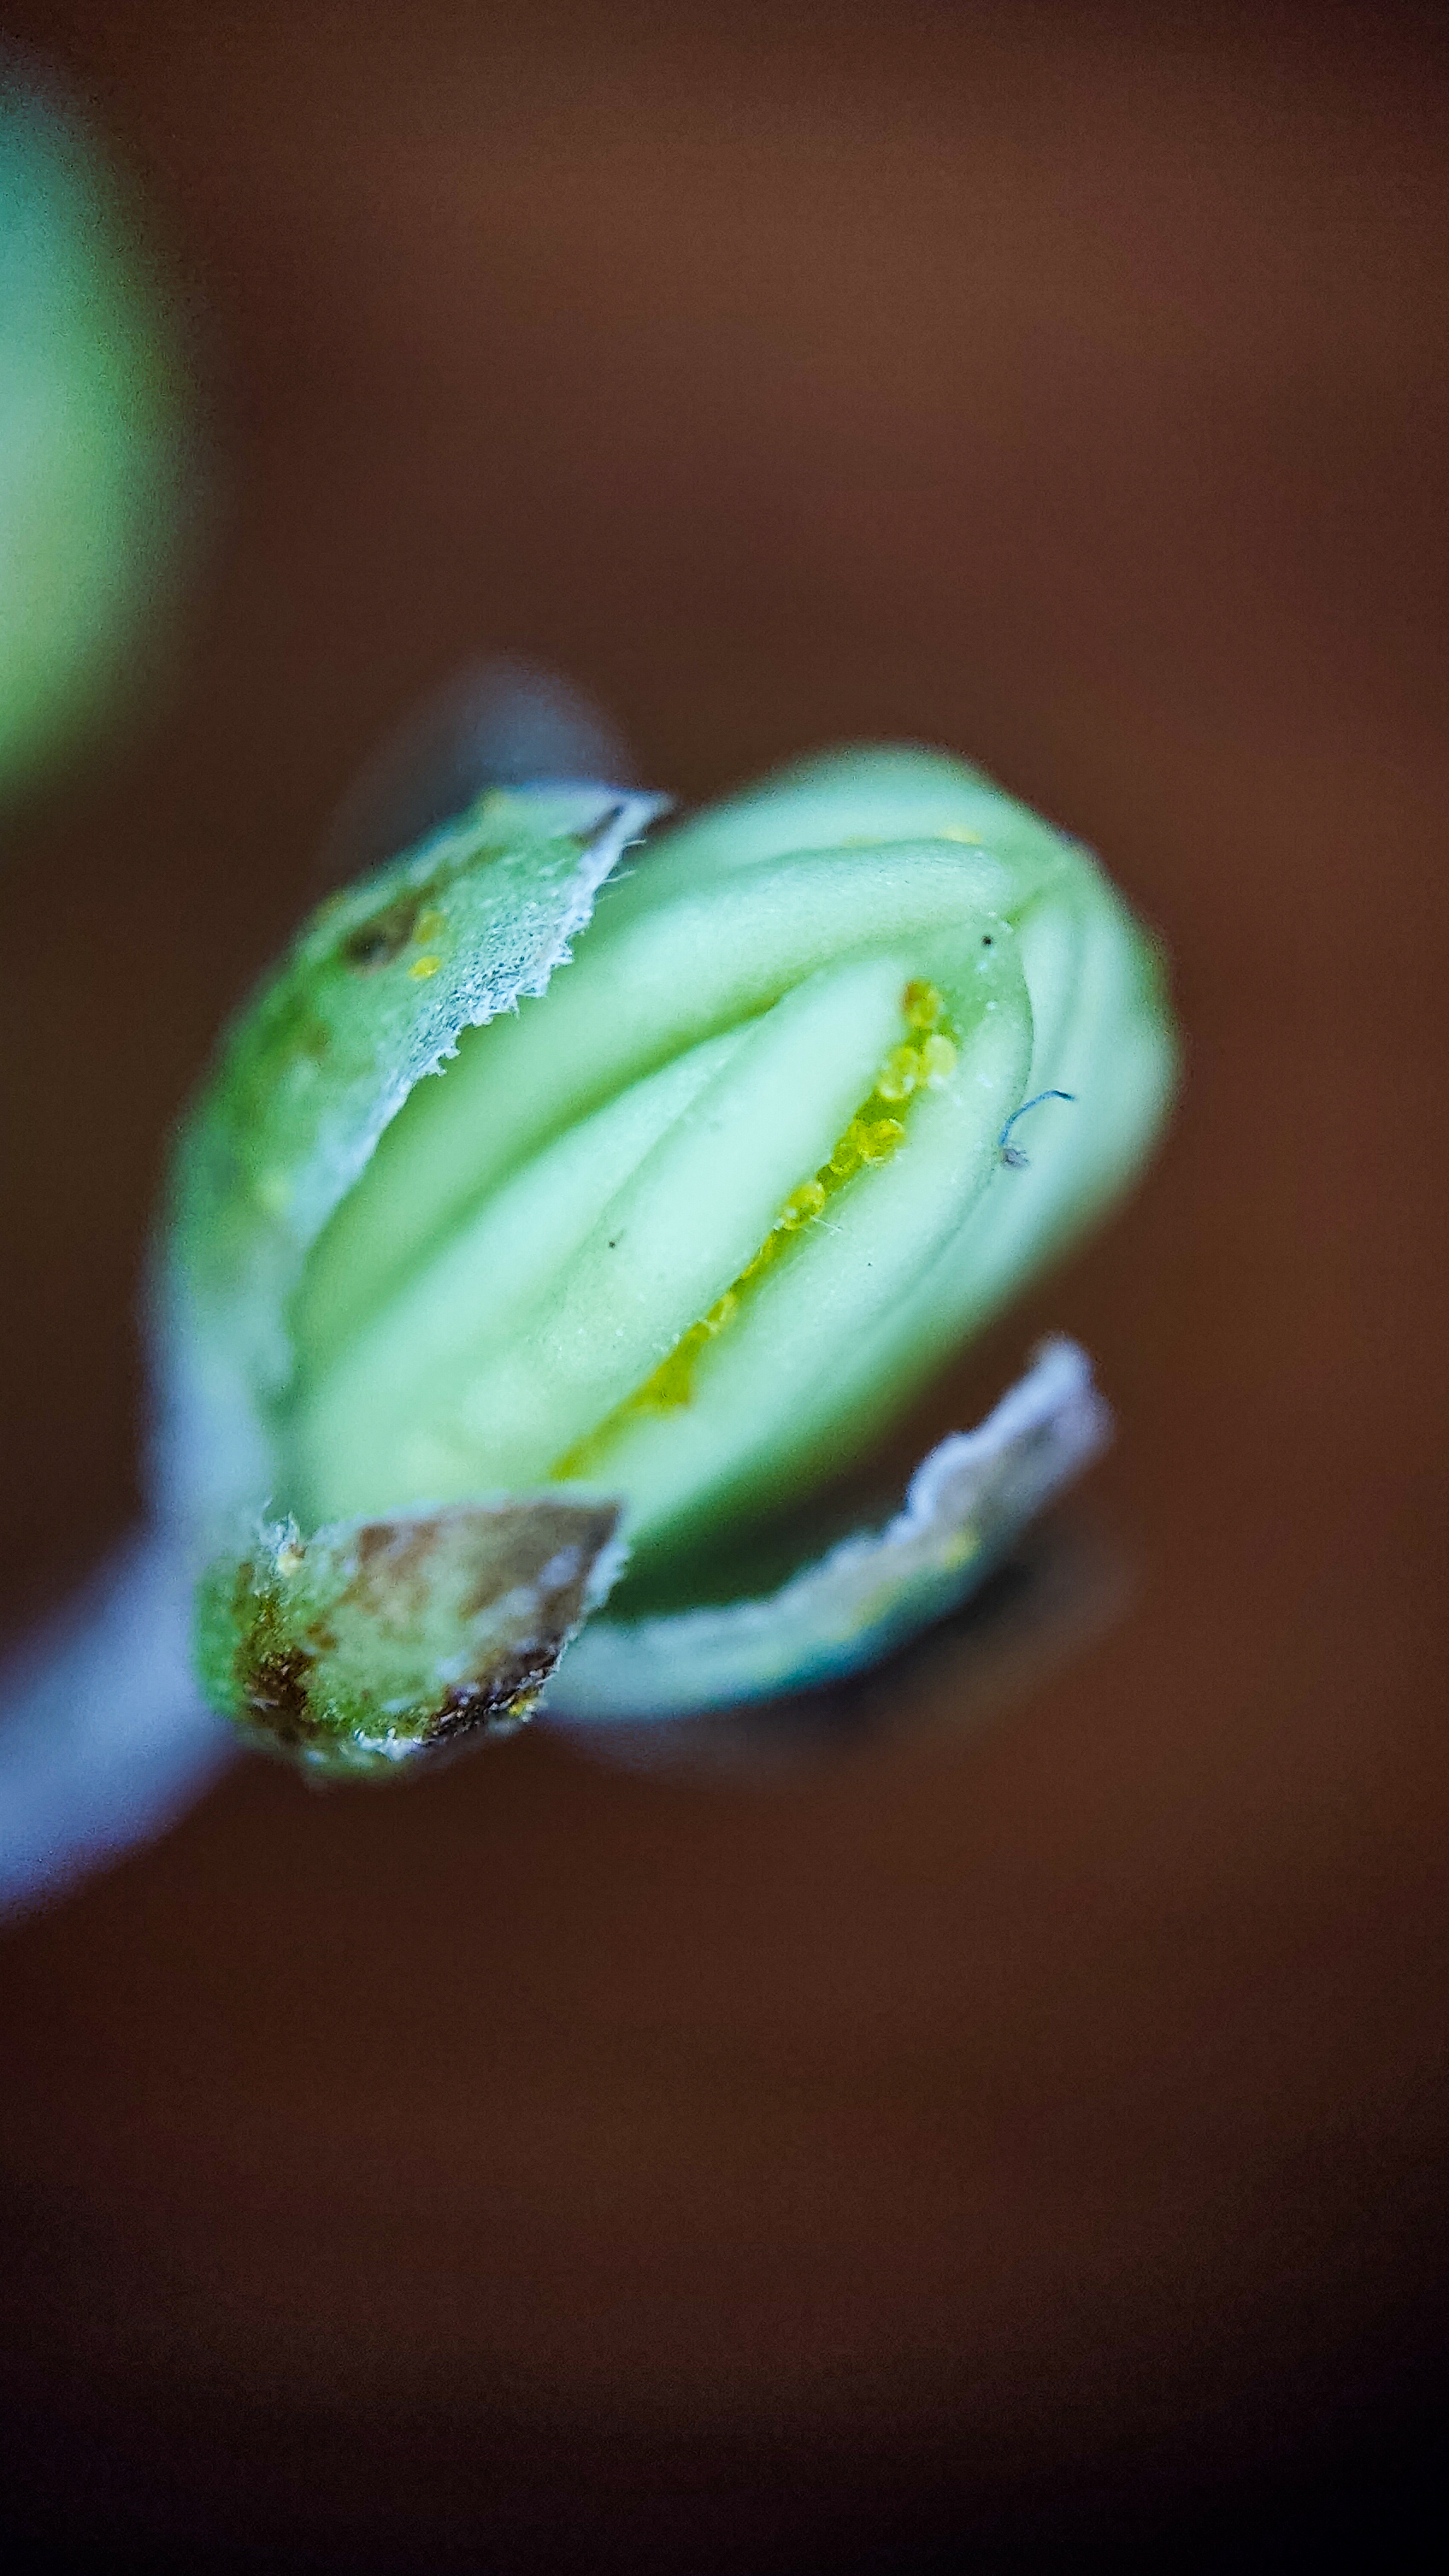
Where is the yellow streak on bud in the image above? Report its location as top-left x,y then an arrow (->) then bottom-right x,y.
551,985 -> 961,1470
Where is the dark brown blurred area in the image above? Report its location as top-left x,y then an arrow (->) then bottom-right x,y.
3,2 -> 1448,2567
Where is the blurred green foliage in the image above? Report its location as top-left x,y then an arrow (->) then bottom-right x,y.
0,74 -> 191,799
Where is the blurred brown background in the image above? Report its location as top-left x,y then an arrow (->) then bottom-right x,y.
2,2 -> 1448,2567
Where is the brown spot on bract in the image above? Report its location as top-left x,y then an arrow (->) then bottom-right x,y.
427,1654 -> 551,1745
237,1643 -> 321,1749
342,897 -> 421,971
455,1503 -> 616,1621
344,1516 -> 450,1623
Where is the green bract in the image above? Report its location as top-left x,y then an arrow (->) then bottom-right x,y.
160,748 -> 1175,1773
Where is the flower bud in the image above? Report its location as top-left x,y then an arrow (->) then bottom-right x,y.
161,749 -> 1175,1771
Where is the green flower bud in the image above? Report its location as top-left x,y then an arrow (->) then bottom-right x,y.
161,749 -> 1175,1773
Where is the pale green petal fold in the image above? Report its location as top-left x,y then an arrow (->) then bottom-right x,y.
543,1338 -> 1107,1718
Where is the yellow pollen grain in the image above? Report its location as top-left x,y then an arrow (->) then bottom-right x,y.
921,1032 -> 957,1086
858,1117 -> 905,1163
780,1180 -> 827,1229
408,954 -> 443,980
875,1041 -> 922,1103
903,979 -> 944,1031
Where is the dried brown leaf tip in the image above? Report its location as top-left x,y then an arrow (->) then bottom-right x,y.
196,1498 -> 625,1777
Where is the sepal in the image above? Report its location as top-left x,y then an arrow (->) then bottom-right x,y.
197,1495 -> 627,1777
544,1338 -> 1107,1718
